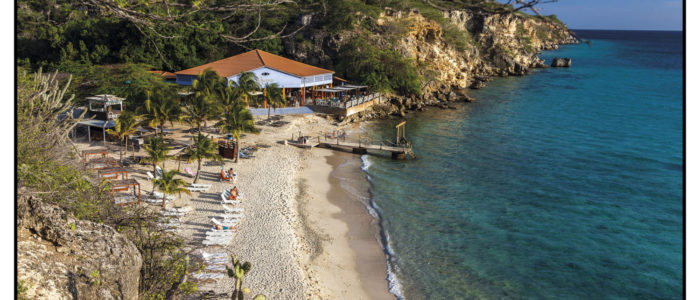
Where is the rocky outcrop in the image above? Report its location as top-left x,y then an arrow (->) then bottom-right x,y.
284,6 -> 577,122
17,196 -> 142,299
551,57 -> 572,67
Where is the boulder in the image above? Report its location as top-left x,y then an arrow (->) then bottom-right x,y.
551,57 -> 572,67
17,196 -> 142,300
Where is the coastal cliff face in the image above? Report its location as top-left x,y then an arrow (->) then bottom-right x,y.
17,196 -> 142,299
284,7 -> 576,121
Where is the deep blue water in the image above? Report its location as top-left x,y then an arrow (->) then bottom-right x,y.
363,30 -> 683,299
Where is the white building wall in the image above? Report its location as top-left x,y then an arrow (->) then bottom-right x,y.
227,67 -> 332,88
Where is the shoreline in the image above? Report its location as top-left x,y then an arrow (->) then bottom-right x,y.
297,147 -> 394,299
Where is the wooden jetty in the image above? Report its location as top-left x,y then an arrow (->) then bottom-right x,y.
287,121 -> 415,159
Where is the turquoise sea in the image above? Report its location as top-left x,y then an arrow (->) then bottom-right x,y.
362,30 -> 683,299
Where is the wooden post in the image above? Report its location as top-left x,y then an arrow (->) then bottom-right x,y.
103,127 -> 106,145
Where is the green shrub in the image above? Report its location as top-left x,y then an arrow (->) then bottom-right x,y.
336,37 -> 422,95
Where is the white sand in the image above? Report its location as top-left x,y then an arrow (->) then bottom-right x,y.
74,113 -> 391,299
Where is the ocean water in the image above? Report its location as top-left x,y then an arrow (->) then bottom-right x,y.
362,30 -> 683,299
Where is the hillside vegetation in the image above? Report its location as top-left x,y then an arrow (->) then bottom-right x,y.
17,0 -> 572,99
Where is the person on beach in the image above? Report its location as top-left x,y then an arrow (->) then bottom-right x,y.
228,186 -> 240,201
227,168 -> 236,182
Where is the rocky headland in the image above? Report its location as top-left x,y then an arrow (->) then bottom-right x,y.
284,8 -> 577,122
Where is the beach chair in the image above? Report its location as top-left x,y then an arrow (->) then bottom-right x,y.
165,206 -> 192,213
200,252 -> 227,261
222,199 -> 241,205
204,264 -> 226,272
160,211 -> 185,217
147,171 -> 155,181
155,166 -> 163,178
211,217 -> 240,228
206,230 -> 234,238
151,191 -> 175,201
219,170 -> 232,182
184,167 -> 196,177
190,272 -> 224,281
203,237 -> 232,246
222,206 -> 244,213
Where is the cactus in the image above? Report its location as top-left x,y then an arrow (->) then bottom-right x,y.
226,255 -> 252,300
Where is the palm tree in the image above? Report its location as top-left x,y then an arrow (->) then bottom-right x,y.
188,69 -> 224,132
237,72 -> 260,107
264,83 -> 285,119
183,134 -> 221,183
142,136 -> 173,177
152,169 -> 191,208
217,84 -> 243,115
144,86 -> 181,136
106,111 -> 141,163
215,102 -> 259,163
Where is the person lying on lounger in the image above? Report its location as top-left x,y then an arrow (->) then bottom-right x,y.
228,186 -> 240,200
220,169 -> 232,182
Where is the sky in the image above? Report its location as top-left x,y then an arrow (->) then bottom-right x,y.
499,0 -> 683,31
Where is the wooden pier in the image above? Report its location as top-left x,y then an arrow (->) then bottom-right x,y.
287,121 -> 415,159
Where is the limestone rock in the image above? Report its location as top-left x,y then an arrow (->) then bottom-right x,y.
17,196 -> 142,300
551,57 -> 572,67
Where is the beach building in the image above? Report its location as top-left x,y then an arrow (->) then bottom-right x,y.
175,49 -> 334,106
175,49 -> 383,116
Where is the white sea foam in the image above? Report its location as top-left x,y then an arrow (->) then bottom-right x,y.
384,234 -> 405,299
361,154 -> 372,172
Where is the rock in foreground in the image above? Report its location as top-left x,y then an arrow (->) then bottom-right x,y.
17,196 -> 142,299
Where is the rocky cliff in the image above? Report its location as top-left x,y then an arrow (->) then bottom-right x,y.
17,196 -> 142,299
284,7 -> 576,121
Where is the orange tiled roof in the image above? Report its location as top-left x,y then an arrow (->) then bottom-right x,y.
148,70 -> 176,79
174,50 -> 333,78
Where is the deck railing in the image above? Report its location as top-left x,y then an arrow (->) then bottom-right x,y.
311,93 -> 381,109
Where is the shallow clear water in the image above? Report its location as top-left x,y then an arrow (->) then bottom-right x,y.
363,30 -> 683,299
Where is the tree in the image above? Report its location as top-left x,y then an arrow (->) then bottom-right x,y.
142,136 -> 173,179
144,85 -> 181,136
187,69 -> 225,132
226,255 -> 252,300
106,111 -> 140,163
218,84 -> 244,115
183,134 -> 221,184
151,169 -> 191,208
264,83 -> 285,120
215,102 -> 259,163
237,72 -> 261,107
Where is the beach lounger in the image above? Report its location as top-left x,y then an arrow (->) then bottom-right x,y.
191,183 -> 212,188
222,206 -> 244,213
164,206 -> 192,213
221,213 -> 244,221
221,198 -> 241,205
147,171 -> 155,181
184,167 -> 196,177
151,191 -> 175,201
206,230 -> 234,238
155,166 -> 163,178
160,211 -> 185,217
143,197 -> 169,204
190,272 -> 224,281
114,195 -> 137,205
203,238 -> 231,246
201,252 -> 227,260
211,217 -> 240,228
204,264 -> 226,272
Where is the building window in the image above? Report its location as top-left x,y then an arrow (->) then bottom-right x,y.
261,72 -> 270,76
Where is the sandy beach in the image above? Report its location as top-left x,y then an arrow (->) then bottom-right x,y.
74,113 -> 393,299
